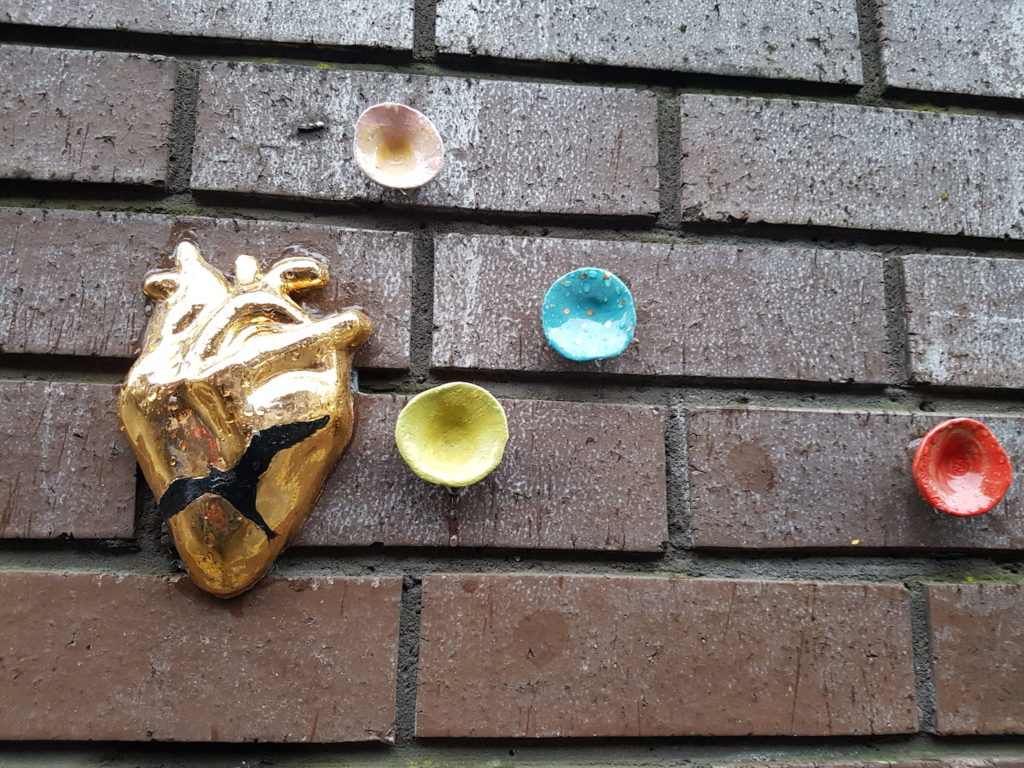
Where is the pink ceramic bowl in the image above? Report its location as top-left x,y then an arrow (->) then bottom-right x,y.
911,417 -> 1012,517
353,102 -> 444,190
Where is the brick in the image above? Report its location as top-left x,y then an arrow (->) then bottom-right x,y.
438,0 -> 862,84
878,0 -> 1024,99
680,95 -> 1024,240
0,381 -> 134,539
928,583 -> 1024,734
417,574 -> 917,737
0,46 -> 174,186
431,234 -> 889,384
0,0 -> 414,50
904,254 -> 1024,389
0,571 -> 400,742
191,62 -> 658,217
688,408 -> 1024,550
0,208 -> 411,369
297,394 -> 667,551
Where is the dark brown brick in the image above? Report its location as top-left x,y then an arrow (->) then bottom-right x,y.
878,0 -> 1024,99
417,575 -> 917,737
437,0 -> 862,84
904,255 -> 1024,389
0,46 -> 174,186
297,394 -> 667,551
928,583 -> 1024,735
688,408 -> 1024,550
1,0 -> 413,50
680,95 -> 1024,240
0,381 -> 133,539
0,571 -> 401,742
432,234 -> 889,384
191,62 -> 658,217
0,208 -> 411,369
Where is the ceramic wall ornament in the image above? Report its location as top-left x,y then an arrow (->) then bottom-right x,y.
354,102 -> 444,190
542,267 -> 636,361
394,382 -> 509,545
118,240 -> 372,598
911,417 -> 1013,517
395,382 -> 508,487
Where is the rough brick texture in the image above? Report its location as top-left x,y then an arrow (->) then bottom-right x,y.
3,0 -> 1024,760
0,0 -> 414,50
417,574 -> 918,737
680,95 -> 1024,239
432,234 -> 889,384
0,381 -> 134,539
879,0 -> 1024,99
298,394 -> 667,551
191,62 -> 658,217
0,208 -> 412,369
0,571 -> 401,742
437,0 -> 862,84
688,408 -> 1024,550
0,46 -> 175,186
904,254 -> 1024,389
928,583 -> 1024,735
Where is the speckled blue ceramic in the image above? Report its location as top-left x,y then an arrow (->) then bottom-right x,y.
541,267 -> 636,361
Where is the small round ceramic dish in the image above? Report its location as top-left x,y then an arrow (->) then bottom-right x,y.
541,267 -> 636,361
394,382 -> 509,487
911,417 -> 1012,517
353,103 -> 444,189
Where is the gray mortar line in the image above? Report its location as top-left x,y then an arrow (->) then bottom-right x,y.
4,361 -> 1024,417
655,92 -> 683,231
906,581 -> 940,733
883,256 -> 912,386
166,61 -> 201,195
663,396 -> 692,552
407,228 -> 436,384
0,357 -> 128,384
394,373 -> 1024,412
3,545 -> 1023,584
412,0 -> 438,63
394,575 -> 424,746
5,362 -> 1024,416
2,735 -> 1024,768
853,0 -> 887,106
4,196 -> 1024,260
152,55 -> 1024,120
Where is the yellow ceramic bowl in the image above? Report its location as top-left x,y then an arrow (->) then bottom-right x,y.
395,382 -> 509,487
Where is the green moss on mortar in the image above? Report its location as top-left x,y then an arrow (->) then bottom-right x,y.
636,233 -> 681,244
150,202 -> 211,217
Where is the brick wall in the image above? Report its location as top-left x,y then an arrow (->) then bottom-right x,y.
0,1 -> 1023,767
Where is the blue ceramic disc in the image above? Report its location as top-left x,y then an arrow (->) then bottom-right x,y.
541,267 -> 636,361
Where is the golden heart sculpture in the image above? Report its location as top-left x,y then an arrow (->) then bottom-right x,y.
119,240 -> 371,598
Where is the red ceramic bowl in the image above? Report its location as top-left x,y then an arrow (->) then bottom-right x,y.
912,418 -> 1013,517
